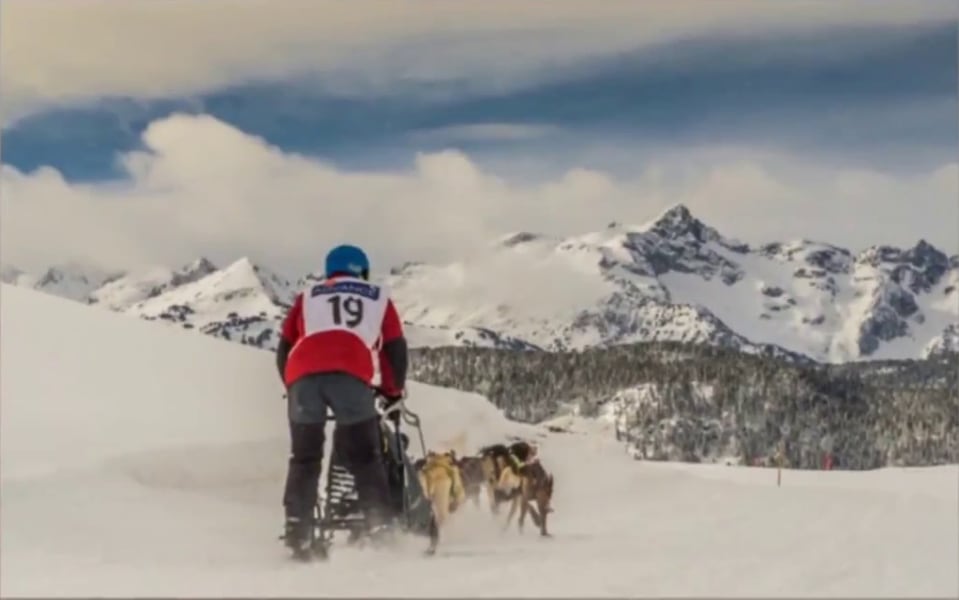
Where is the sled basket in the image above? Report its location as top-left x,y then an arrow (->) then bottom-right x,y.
308,393 -> 438,559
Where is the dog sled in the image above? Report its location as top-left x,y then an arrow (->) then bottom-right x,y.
305,394 -> 440,561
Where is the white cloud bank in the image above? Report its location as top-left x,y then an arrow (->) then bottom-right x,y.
2,0 -> 956,123
2,114 -> 956,277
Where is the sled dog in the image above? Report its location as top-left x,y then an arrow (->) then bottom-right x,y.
503,459 -> 554,537
454,454 -> 486,508
417,450 -> 467,530
477,441 -> 537,513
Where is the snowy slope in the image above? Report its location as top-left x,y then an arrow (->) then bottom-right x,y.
2,283 -> 957,597
4,204 -> 957,362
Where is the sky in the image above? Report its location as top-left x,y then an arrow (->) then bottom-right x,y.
1,0 -> 957,277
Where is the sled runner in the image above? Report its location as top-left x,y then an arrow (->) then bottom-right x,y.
306,394 -> 440,560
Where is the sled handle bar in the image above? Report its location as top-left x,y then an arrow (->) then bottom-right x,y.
385,401 -> 422,428
375,394 -> 428,457
374,393 -> 419,424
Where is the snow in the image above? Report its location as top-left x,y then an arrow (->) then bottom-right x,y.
401,322 -> 536,350
660,242 -> 829,355
401,322 -> 469,347
130,258 -> 285,318
89,264 -> 184,309
875,267 -> 959,360
5,204 -> 956,361
387,216 -> 958,360
925,321 -> 959,357
0,262 -> 113,302
0,283 -> 284,481
88,257 -> 219,311
0,264 -> 34,287
659,238 -> 959,362
388,241 -> 617,339
117,257 -> 291,348
1,282 -> 956,597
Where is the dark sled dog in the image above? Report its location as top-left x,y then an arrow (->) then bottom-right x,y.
454,454 -> 486,508
503,458 -> 554,537
477,441 -> 536,513
476,440 -> 554,535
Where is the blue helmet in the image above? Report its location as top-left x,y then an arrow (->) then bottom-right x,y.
325,244 -> 370,279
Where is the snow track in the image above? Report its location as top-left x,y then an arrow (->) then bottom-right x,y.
1,283 -> 956,597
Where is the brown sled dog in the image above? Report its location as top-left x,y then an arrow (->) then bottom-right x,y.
503,459 -> 554,537
417,450 -> 467,530
477,441 -> 537,514
454,455 -> 486,508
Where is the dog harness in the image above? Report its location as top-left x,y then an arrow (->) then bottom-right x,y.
424,454 -> 463,506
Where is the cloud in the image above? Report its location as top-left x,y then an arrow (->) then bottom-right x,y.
3,18 -> 953,185
2,0 -> 956,123
409,123 -> 562,143
2,113 -> 956,278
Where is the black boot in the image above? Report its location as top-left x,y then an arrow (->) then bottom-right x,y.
281,515 -> 313,559
281,421 -> 325,559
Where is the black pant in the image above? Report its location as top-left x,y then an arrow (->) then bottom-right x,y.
281,374 -> 393,532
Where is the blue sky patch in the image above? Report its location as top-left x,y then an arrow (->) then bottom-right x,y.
2,22 -> 956,182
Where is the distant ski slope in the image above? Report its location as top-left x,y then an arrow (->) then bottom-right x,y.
1,283 -> 956,597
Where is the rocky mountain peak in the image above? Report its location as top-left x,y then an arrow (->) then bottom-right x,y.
856,239 -> 951,294
902,239 -> 948,273
499,232 -> 543,248
181,257 -> 218,276
644,204 -> 704,239
641,204 -> 751,256
170,257 -> 218,287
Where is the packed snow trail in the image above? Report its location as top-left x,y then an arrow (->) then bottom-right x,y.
1,283 -> 956,597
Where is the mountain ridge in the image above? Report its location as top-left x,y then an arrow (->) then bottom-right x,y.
3,203 -> 956,363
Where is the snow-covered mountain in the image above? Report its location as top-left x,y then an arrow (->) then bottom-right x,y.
123,257 -> 295,349
387,205 -> 957,362
87,257 -> 219,310
3,204 -> 956,363
1,262 -> 117,302
0,255 -> 520,352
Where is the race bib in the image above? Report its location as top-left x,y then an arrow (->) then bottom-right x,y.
301,278 -> 389,348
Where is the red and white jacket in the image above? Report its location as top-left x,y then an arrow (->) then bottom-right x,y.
277,275 -> 406,396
